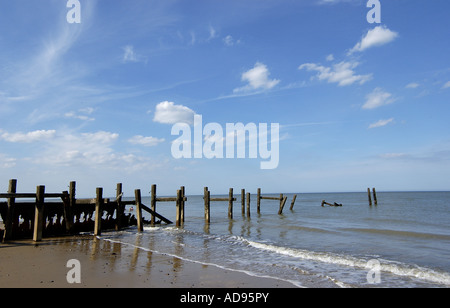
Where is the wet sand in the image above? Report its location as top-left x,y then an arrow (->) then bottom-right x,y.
0,234 -> 297,288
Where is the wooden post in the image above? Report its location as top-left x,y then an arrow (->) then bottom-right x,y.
151,184 -> 157,226
69,181 -> 76,233
94,188 -> 103,236
372,188 -> 378,205
246,192 -> 251,218
278,194 -> 284,214
204,187 -> 210,223
241,189 -> 245,216
115,183 -> 123,231
61,191 -> 72,233
134,189 -> 144,232
367,188 -> 372,206
278,196 -> 288,215
181,186 -> 185,223
33,185 -> 45,242
228,188 -> 234,219
257,188 -> 261,214
321,200 -> 325,207
2,179 -> 17,242
176,189 -> 182,227
290,194 -> 297,210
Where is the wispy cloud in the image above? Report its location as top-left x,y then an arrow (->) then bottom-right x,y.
442,81 -> 450,89
128,135 -> 165,147
348,25 -> 399,55
406,82 -> 420,89
363,88 -> 395,110
299,61 -> 372,87
122,45 -> 147,63
234,62 -> 280,93
369,118 -> 394,129
0,129 -> 56,143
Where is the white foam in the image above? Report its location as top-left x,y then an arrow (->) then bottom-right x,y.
96,235 -> 304,288
245,240 -> 450,286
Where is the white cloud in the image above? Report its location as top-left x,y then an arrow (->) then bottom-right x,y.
362,88 -> 395,110
326,54 -> 334,61
0,130 -> 56,143
299,61 -> 372,86
128,135 -> 165,147
223,35 -> 240,47
122,45 -> 147,63
0,153 -> 16,168
348,26 -> 399,55
406,82 -> 420,89
369,118 -> 394,129
153,101 -> 197,125
442,81 -> 450,89
65,107 -> 95,121
234,62 -> 280,93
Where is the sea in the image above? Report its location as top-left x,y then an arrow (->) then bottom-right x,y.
97,191 -> 450,288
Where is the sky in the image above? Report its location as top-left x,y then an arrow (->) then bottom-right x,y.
0,0 -> 449,197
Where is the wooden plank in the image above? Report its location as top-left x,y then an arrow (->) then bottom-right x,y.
33,186 -> 45,242
135,189 -> 144,232
289,194 -> 297,210
156,197 -> 177,202
368,188 -> 372,206
94,188 -> 103,236
260,196 -> 282,201
140,204 -> 172,224
0,193 -> 36,199
2,179 -> 17,242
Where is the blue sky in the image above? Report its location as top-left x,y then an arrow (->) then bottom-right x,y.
0,0 -> 449,196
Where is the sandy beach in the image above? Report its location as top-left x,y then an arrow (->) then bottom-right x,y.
0,234 -> 297,288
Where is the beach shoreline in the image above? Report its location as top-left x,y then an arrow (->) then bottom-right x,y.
0,233 -> 298,288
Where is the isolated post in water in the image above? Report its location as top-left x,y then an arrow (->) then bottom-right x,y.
241,189 -> 245,216
246,192 -> 251,218
367,188 -> 372,206
257,188 -> 261,214
290,194 -> 297,210
151,184 -> 157,225
134,189 -> 144,232
372,188 -> 378,205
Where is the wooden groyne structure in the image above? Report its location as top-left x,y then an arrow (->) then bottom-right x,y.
0,179 -> 299,243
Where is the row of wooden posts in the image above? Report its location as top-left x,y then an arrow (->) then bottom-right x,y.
0,179 -> 298,243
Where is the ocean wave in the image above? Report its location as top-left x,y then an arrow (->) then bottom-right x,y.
244,239 -> 450,286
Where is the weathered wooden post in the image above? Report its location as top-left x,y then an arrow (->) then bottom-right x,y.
151,184 -> 157,225
372,188 -> 378,205
246,192 -> 251,218
228,188 -> 234,219
134,189 -> 144,232
257,188 -> 261,214
2,179 -> 17,242
241,189 -> 245,216
367,188 -> 372,206
278,194 -> 285,214
290,194 -> 297,210
115,183 -> 123,231
94,188 -> 103,236
204,187 -> 210,223
176,189 -> 182,227
33,185 -> 46,242
181,186 -> 186,223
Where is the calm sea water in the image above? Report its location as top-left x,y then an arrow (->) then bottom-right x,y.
98,191 -> 450,288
